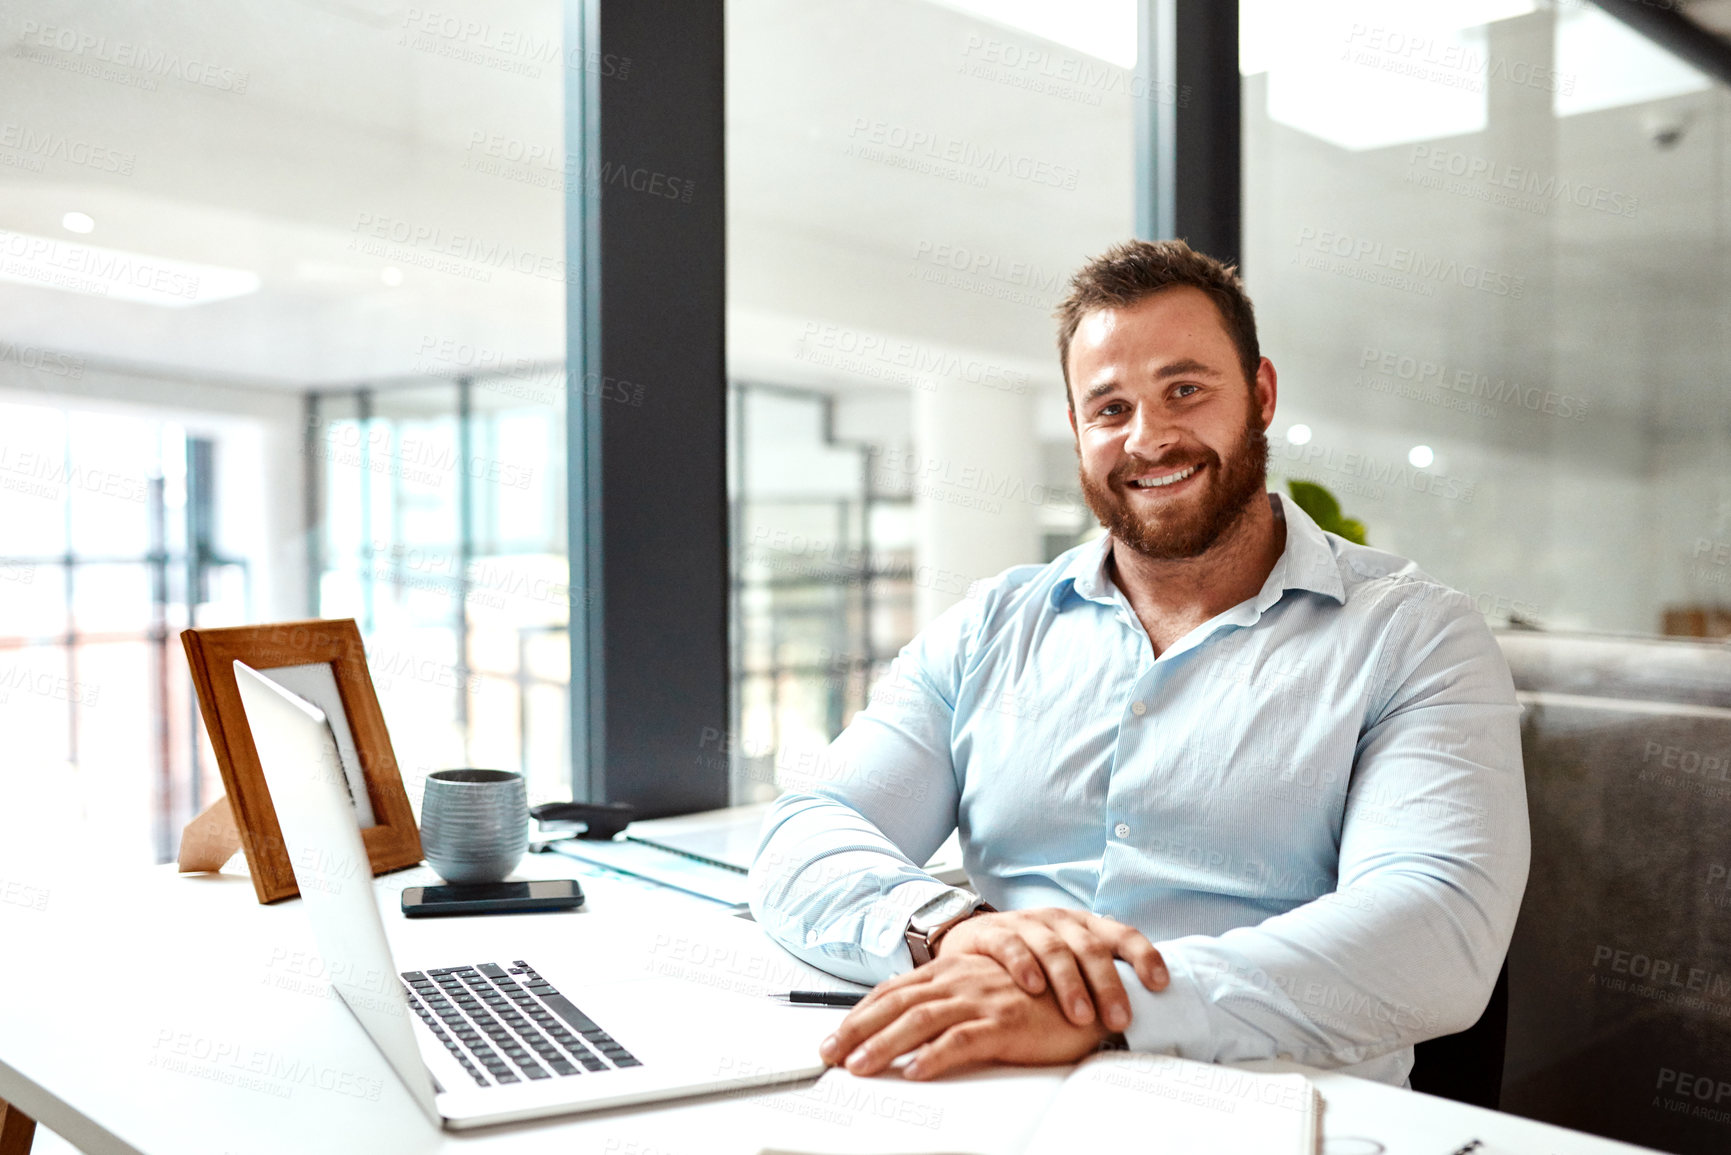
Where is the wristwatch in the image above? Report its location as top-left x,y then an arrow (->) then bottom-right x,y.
903,890 -> 995,966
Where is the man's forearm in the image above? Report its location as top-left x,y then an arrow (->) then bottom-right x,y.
1112,871 -> 1517,1078
749,791 -> 968,985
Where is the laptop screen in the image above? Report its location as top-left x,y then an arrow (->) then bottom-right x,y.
233,660 -> 441,1120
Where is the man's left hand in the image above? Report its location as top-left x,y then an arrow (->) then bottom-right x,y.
817,954 -> 1110,1080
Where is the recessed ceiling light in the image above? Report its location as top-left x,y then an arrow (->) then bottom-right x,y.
1286,423 -> 1312,446
1556,5 -> 1710,118
1239,0 -> 1554,151
380,266 -> 404,287
1408,445 -> 1435,468
62,212 -> 95,234
0,230 -> 260,307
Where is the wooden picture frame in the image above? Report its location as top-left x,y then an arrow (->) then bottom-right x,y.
178,618 -> 423,904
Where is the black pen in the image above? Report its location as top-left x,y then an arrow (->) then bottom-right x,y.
770,990 -> 867,1007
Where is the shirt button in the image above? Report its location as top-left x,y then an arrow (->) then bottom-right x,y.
1130,701 -> 1147,716
1114,823 -> 1130,839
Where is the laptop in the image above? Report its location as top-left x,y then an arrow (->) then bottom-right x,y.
232,660 -> 841,1130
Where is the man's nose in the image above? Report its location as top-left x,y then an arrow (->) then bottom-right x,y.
1123,405 -> 1178,459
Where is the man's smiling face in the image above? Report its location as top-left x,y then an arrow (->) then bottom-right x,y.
1066,286 -> 1277,561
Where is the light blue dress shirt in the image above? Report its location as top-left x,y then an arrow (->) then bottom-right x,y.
749,492 -> 1529,1086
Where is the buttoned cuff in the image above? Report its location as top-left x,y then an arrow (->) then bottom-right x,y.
876,879 -> 974,976
1115,953 -> 1217,1061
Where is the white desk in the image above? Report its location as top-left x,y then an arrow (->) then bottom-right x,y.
0,843 -> 1664,1155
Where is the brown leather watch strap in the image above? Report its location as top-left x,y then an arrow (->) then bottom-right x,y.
906,900 -> 996,966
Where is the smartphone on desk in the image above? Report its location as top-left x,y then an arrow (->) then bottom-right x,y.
401,879 -> 585,918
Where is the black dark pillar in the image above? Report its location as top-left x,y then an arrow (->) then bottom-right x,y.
1135,0 -> 1242,268
565,0 -> 729,816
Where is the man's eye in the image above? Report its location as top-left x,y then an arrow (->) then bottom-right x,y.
1173,383 -> 1201,398
1098,402 -> 1127,417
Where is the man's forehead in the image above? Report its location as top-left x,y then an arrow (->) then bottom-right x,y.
1074,286 -> 1221,343
1070,291 -> 1236,376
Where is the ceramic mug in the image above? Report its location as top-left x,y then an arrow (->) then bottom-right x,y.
420,769 -> 529,884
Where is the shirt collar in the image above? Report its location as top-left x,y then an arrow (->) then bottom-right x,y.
1265,490 -> 1348,606
1049,491 -> 1347,611
1050,532 -> 1117,608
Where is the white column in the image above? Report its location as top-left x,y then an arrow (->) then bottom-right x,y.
910,380 -> 1043,625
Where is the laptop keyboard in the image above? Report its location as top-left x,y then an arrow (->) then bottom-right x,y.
400,960 -> 642,1089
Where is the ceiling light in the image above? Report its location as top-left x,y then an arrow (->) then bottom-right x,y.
0,229 -> 260,308
1286,423 -> 1313,446
1408,445 -> 1434,468
61,212 -> 95,234
1239,0 -> 1553,151
1241,0 -> 1539,75
1555,4 -> 1710,118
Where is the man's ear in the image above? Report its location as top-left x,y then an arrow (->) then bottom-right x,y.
1254,357 -> 1278,429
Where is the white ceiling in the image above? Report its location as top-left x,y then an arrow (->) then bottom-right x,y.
0,0 -> 566,387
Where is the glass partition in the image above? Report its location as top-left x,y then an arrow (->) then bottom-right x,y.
1242,0 -> 1729,637
725,0 -> 1129,800
1241,3 -> 1731,1150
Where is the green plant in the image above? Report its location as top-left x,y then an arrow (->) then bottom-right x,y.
1286,480 -> 1368,545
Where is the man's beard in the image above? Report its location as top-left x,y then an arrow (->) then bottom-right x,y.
1078,416 -> 1269,561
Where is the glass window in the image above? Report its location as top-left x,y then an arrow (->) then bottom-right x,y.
1,0 -> 568,861
1242,1 -> 1729,635
309,381 -> 570,817
726,0 -> 1131,799
0,402 -> 252,864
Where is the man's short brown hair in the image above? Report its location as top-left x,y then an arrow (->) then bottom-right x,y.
1055,239 -> 1260,412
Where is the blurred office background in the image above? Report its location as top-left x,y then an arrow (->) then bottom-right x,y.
731,0 -> 1731,792
1,0 -> 1727,853
2,1 -> 1731,1146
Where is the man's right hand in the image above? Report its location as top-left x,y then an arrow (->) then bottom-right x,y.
934,908 -> 1168,1033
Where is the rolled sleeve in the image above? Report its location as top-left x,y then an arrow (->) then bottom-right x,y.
750,592 -> 986,984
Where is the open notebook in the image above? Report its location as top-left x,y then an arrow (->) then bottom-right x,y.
758,1051 -> 1321,1155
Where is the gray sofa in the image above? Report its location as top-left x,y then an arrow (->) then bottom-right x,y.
1496,631 -> 1731,1155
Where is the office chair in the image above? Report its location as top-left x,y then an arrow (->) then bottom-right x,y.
1408,959 -> 1510,1109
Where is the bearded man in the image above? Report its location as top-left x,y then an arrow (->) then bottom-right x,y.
749,239 -> 1529,1087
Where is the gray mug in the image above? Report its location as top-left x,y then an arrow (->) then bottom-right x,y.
420,769 -> 529,884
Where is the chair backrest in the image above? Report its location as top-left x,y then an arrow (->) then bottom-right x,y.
1493,631 -> 1731,1153
1410,960 -> 1509,1108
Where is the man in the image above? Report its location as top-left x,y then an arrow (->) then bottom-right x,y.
749,239 -> 1528,1086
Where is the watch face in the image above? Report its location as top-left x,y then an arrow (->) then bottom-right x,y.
911,891 -> 978,933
